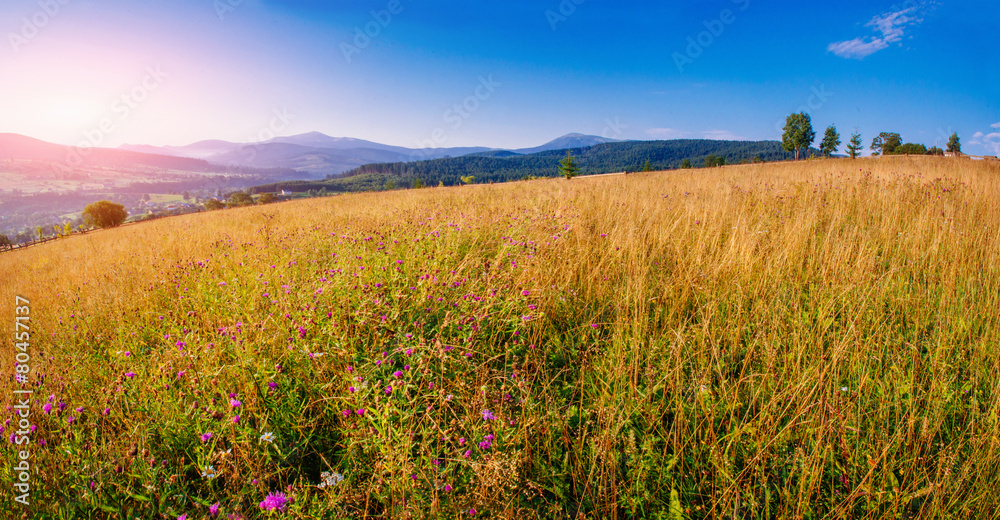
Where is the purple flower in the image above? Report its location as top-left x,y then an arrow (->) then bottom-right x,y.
268,381 -> 278,391
66,416 -> 75,424
232,415 -> 241,424
209,503 -> 220,517
125,372 -> 136,379
393,371 -> 404,379
481,409 -> 494,421
102,408 -> 111,416
43,402 -> 52,415
178,515 -> 188,520
258,492 -> 289,511
444,484 -> 453,492
201,432 -> 213,443
356,408 -> 365,416
385,386 -> 392,395
229,398 -> 241,408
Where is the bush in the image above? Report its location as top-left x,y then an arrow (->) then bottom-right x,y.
227,192 -> 255,207
204,199 -> 226,211
258,193 -> 277,204
892,143 -> 928,155
82,200 -> 128,229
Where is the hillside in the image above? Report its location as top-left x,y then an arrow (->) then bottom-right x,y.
250,139 -> 816,194
2,157 -> 998,518
0,133 -> 304,237
120,131 -> 498,177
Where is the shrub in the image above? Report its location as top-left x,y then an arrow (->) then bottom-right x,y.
82,200 -> 128,229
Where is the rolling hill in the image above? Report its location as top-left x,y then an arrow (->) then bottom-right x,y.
249,139 -> 818,194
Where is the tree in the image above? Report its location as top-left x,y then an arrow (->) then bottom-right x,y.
64,222 -> 73,236
82,200 -> 128,229
947,133 -> 961,153
0,234 -> 11,250
36,226 -> 44,240
846,130 -> 863,159
460,176 -> 475,185
894,143 -> 927,155
204,199 -> 226,210
704,155 -> 726,167
227,192 -> 254,207
182,191 -> 190,201
642,160 -> 653,172
927,146 -> 944,156
412,178 -> 425,189
680,159 -> 692,169
782,112 -> 816,160
257,192 -> 277,204
820,125 -> 841,157
559,152 -> 580,179
871,132 -> 901,156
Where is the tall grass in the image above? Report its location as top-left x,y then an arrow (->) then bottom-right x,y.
2,156 -> 999,518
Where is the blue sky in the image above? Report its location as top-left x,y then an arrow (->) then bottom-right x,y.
2,0 -> 998,155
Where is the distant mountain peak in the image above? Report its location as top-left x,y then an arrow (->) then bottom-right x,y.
514,133 -> 623,155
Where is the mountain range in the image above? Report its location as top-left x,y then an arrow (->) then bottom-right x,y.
118,132 -> 621,177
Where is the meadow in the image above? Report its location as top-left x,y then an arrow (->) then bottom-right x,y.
2,157 -> 999,519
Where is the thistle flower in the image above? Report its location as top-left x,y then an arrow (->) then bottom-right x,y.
258,492 -> 289,511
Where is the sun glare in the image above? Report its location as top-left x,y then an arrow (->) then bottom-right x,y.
39,95 -> 102,131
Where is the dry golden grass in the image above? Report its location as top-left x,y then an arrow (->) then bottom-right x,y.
2,156 -> 999,518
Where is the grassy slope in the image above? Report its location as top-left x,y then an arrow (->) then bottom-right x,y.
2,157 -> 1000,518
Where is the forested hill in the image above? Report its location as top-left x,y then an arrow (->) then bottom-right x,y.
250,139 -> 818,194
339,140 -> 805,181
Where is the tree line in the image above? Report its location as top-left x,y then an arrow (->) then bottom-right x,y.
782,112 -> 962,160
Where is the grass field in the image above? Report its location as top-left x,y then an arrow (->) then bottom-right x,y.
2,157 -> 999,519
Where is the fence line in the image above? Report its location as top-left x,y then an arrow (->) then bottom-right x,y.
0,233 -> 83,253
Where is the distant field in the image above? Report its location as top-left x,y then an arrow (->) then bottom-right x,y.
147,193 -> 188,203
2,157 -> 999,518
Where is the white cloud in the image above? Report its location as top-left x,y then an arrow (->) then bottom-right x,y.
982,133 -> 1000,155
991,122 -> 1000,129
646,128 -> 689,139
973,131 -> 985,139
828,7 -> 925,59
702,130 -> 745,141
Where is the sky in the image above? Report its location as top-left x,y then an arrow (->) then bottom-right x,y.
1,0 -> 998,155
